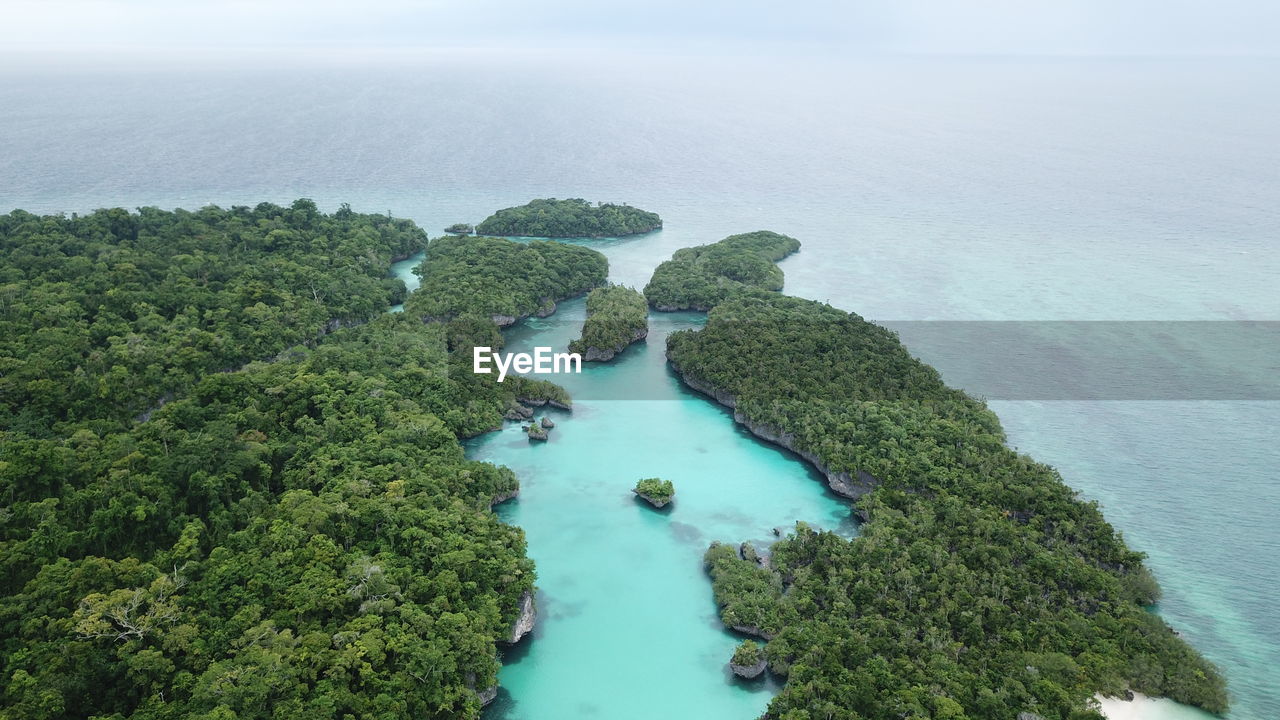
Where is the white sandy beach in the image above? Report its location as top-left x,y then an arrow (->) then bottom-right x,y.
1096,692 -> 1219,720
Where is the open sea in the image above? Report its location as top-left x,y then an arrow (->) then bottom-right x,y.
2,53 -> 1276,719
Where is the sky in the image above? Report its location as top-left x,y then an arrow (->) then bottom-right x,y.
0,0 -> 1277,59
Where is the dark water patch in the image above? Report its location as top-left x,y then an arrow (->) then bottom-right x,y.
670,521 -> 704,544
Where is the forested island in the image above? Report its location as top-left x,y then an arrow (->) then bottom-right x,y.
643,230 -> 799,311
568,285 -> 649,361
0,202 -> 579,719
475,198 -> 662,238
405,234 -> 607,326
665,286 -> 1229,719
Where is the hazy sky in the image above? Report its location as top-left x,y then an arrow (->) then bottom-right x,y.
2,0 -> 1277,58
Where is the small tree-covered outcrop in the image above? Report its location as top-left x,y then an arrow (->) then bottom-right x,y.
643,230 -> 799,311
405,235 -> 607,326
633,478 -> 675,508
729,640 -> 767,679
568,285 -> 649,361
475,198 -> 661,238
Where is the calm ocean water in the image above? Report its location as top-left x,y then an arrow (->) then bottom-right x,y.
2,54 -> 1276,718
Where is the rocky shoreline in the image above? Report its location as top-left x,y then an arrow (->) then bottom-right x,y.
633,489 -> 671,508
670,365 -> 880,504
508,590 -> 536,644
729,657 -> 767,679
579,326 -> 648,362
472,590 -> 537,704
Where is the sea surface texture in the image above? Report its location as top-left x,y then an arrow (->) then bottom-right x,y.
2,55 -> 1276,719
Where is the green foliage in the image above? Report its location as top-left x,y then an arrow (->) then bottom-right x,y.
568,285 -> 648,359
444,223 -> 474,234
705,542 -> 785,639
643,230 -> 800,311
732,640 -> 764,667
0,200 -> 425,429
0,204 -> 554,719
475,198 -> 661,238
669,293 -> 1229,719
634,478 -> 674,504
405,236 -> 606,324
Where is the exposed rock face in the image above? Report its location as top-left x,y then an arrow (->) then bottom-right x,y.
548,399 -> 572,411
729,658 -> 768,679
739,542 -> 769,569
491,488 -> 518,506
491,314 -> 519,327
579,327 -> 649,362
633,490 -> 671,508
730,624 -> 774,640
526,424 -> 548,442
504,403 -> 535,421
535,299 -> 557,318
672,366 -> 881,501
464,672 -> 498,706
581,346 -> 614,362
540,417 -> 555,429
508,590 -> 536,644
1016,713 -> 1046,720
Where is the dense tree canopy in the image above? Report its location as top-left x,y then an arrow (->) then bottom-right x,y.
474,198 -> 661,238
568,285 -> 648,361
669,292 -> 1228,720
0,204 -> 576,719
0,200 -> 424,430
405,235 -> 607,326
643,231 -> 799,311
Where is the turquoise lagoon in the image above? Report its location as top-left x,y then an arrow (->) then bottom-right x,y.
467,300 -> 855,719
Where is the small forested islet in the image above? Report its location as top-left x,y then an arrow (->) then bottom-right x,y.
568,284 -> 649,362
475,198 -> 661,238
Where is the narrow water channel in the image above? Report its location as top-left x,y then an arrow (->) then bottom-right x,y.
463,298 -> 856,719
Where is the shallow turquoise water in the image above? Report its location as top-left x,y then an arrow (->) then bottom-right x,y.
388,251 -> 423,313
464,300 -> 855,718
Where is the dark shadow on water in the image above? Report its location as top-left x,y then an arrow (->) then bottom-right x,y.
669,520 -> 703,544
482,686 -> 516,719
